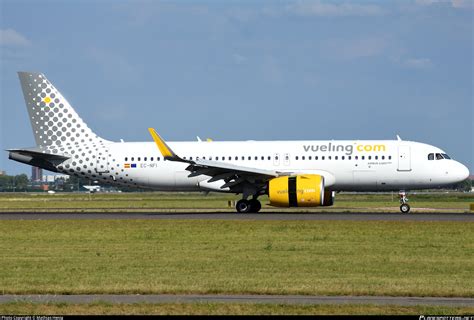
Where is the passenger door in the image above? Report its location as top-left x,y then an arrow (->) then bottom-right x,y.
397,145 -> 411,171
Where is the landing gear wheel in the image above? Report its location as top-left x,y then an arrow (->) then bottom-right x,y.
248,199 -> 262,213
400,204 -> 410,213
398,190 -> 410,213
236,199 -> 251,213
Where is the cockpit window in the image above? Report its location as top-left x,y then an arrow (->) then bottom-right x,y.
442,153 -> 451,159
428,153 -> 434,160
436,153 -> 444,160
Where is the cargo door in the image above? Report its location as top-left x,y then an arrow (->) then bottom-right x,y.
353,170 -> 377,189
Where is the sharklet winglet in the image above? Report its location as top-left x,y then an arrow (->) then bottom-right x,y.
148,128 -> 189,163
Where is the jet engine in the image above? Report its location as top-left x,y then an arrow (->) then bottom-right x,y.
268,174 -> 335,207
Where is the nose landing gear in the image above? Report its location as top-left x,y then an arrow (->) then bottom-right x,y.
399,191 -> 410,213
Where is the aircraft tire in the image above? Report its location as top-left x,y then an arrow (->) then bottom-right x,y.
400,204 -> 410,213
249,199 -> 262,213
236,199 -> 251,213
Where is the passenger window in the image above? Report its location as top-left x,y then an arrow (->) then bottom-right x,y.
157,157 -> 161,161
125,157 -> 128,161
381,156 -> 384,160
361,156 -> 365,160
428,153 -> 434,160
151,157 -> 154,161
242,156 -> 245,160
144,157 -> 147,161
322,156 -> 325,160
388,156 -> 392,160
342,156 -> 345,160
368,156 -> 371,160
138,157 -> 141,161
235,156 -> 238,160
268,156 -> 271,160
335,156 -> 338,160
261,156 -> 264,160
131,157 -> 134,161
248,156 -> 251,160
228,156 -> 232,160
328,156 -> 332,160
302,156 -> 305,160
315,156 -> 318,160
296,156 -> 299,160
255,156 -> 258,160
355,156 -> 358,160
375,156 -> 378,160
190,157 -> 193,160
436,153 -> 443,160
309,156 -> 312,160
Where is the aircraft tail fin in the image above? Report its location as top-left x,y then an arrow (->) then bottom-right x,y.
17,72 -> 107,147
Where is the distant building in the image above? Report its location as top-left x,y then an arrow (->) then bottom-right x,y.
0,170 -> 5,176
31,167 -> 43,182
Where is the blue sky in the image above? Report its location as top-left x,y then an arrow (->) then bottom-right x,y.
1,0 -> 472,175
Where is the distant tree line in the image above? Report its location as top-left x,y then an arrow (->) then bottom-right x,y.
0,174 -> 29,192
452,178 -> 472,192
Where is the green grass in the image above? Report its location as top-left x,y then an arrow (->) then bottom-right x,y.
1,302 -> 473,315
0,220 -> 472,297
0,191 -> 472,212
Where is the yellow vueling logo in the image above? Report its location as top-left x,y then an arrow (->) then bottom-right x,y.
356,144 -> 386,152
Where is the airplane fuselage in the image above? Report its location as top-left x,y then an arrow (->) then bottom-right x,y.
55,139 -> 468,192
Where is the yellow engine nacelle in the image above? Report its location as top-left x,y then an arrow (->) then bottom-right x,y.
268,174 -> 327,207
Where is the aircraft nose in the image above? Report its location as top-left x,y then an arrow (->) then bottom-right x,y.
455,162 -> 470,182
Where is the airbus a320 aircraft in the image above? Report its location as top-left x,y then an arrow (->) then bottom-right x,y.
8,72 -> 470,213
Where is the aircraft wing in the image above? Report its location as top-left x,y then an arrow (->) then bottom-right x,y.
148,128 -> 287,191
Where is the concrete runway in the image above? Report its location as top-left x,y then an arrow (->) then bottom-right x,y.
1,294 -> 473,307
0,212 -> 473,221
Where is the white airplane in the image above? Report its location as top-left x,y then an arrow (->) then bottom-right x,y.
8,72 -> 470,213
83,185 -> 101,193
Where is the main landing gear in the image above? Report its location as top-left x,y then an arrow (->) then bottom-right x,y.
236,198 -> 262,213
399,191 -> 410,213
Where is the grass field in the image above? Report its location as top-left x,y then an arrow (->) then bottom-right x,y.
1,302 -> 473,315
0,191 -> 472,212
1,219 -> 472,297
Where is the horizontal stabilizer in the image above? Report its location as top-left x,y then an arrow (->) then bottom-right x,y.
7,149 -> 70,161
7,148 -> 69,172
